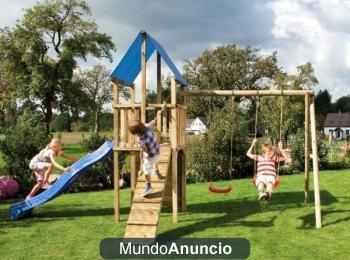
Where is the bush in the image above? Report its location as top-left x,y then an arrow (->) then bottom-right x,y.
0,110 -> 51,194
0,176 -> 19,199
289,129 -> 329,171
69,133 -> 126,192
50,113 -> 72,132
186,104 -> 252,183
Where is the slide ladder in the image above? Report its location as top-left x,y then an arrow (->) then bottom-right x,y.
124,143 -> 171,238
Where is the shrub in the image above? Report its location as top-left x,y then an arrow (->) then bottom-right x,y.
289,129 -> 329,171
186,103 -> 251,183
0,110 -> 51,194
0,176 -> 19,199
50,113 -> 72,132
69,133 -> 126,191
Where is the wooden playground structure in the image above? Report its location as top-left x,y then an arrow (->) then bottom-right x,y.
111,31 -> 322,238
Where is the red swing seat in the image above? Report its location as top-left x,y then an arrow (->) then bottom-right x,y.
209,183 -> 232,193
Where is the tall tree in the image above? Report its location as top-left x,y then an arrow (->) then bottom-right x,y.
0,0 -> 115,133
183,45 -> 281,118
333,95 -> 350,113
77,65 -> 112,133
315,89 -> 332,127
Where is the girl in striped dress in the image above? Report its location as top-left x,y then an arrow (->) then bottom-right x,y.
247,138 -> 287,200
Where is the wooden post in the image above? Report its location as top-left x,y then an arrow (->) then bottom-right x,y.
310,95 -> 322,228
113,83 -> 120,223
304,93 -> 310,203
170,77 -> 177,149
172,150 -> 178,223
156,52 -> 162,141
130,84 -> 138,200
181,151 -> 187,211
141,31 -> 147,123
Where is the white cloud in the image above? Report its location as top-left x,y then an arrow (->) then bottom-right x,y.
266,0 -> 350,100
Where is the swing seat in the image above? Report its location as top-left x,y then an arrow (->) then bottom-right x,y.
209,183 -> 232,193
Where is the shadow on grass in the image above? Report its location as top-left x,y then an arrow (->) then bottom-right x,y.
0,202 -> 130,233
298,209 -> 350,229
158,190 -> 337,238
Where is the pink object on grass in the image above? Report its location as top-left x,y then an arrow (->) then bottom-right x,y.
0,177 -> 19,199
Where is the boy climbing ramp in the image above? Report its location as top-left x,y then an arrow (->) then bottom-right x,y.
128,105 -> 166,197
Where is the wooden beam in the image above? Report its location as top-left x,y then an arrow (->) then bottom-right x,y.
113,83 -> 120,223
141,31 -> 147,123
180,89 -> 314,97
181,151 -> 187,211
157,52 -> 162,102
157,52 -> 162,142
171,76 -> 176,105
111,77 -> 135,88
310,96 -> 322,229
172,150 -> 178,223
304,93 -> 310,204
170,77 -> 178,149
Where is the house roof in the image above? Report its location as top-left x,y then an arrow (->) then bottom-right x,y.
186,117 -> 208,127
186,119 -> 194,128
111,31 -> 188,86
197,117 -> 208,126
324,113 -> 350,127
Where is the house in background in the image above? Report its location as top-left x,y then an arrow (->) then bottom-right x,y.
323,113 -> 350,139
186,117 -> 208,135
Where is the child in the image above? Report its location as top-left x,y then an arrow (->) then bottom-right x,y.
26,138 -> 79,200
246,138 -> 286,200
128,106 -> 166,197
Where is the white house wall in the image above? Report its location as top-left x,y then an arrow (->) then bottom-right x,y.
324,127 -> 350,139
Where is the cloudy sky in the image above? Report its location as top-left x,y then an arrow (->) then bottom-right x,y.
1,0 -> 349,100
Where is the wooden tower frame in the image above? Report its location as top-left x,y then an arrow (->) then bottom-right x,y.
112,32 -> 187,226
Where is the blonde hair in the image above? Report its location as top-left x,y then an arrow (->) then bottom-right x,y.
46,137 -> 62,150
262,143 -> 275,158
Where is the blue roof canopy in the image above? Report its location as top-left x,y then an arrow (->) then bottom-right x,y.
111,31 -> 188,86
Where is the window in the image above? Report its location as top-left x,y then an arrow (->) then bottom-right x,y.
346,130 -> 349,136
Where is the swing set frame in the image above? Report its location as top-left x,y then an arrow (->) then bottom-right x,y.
181,89 -> 322,229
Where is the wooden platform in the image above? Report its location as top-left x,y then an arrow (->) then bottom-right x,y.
124,144 -> 171,238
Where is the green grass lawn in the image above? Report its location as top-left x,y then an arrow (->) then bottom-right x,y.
1,169 -> 349,259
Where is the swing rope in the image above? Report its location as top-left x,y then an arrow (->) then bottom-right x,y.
208,96 -> 233,193
274,95 -> 284,187
252,96 -> 260,185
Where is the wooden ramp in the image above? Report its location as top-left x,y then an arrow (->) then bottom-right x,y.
124,144 -> 171,238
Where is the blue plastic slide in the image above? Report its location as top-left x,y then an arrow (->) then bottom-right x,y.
9,141 -> 114,220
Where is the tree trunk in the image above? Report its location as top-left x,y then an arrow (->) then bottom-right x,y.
94,109 -> 99,133
45,93 -> 53,134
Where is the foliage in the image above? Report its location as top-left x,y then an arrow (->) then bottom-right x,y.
332,95 -> 350,113
0,110 -> 51,193
186,102 -> 251,182
289,129 -> 329,171
0,176 -> 19,199
183,45 -> 281,118
0,0 -> 115,133
70,133 -> 125,191
315,89 -> 332,128
50,112 -> 72,132
75,65 -> 113,133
